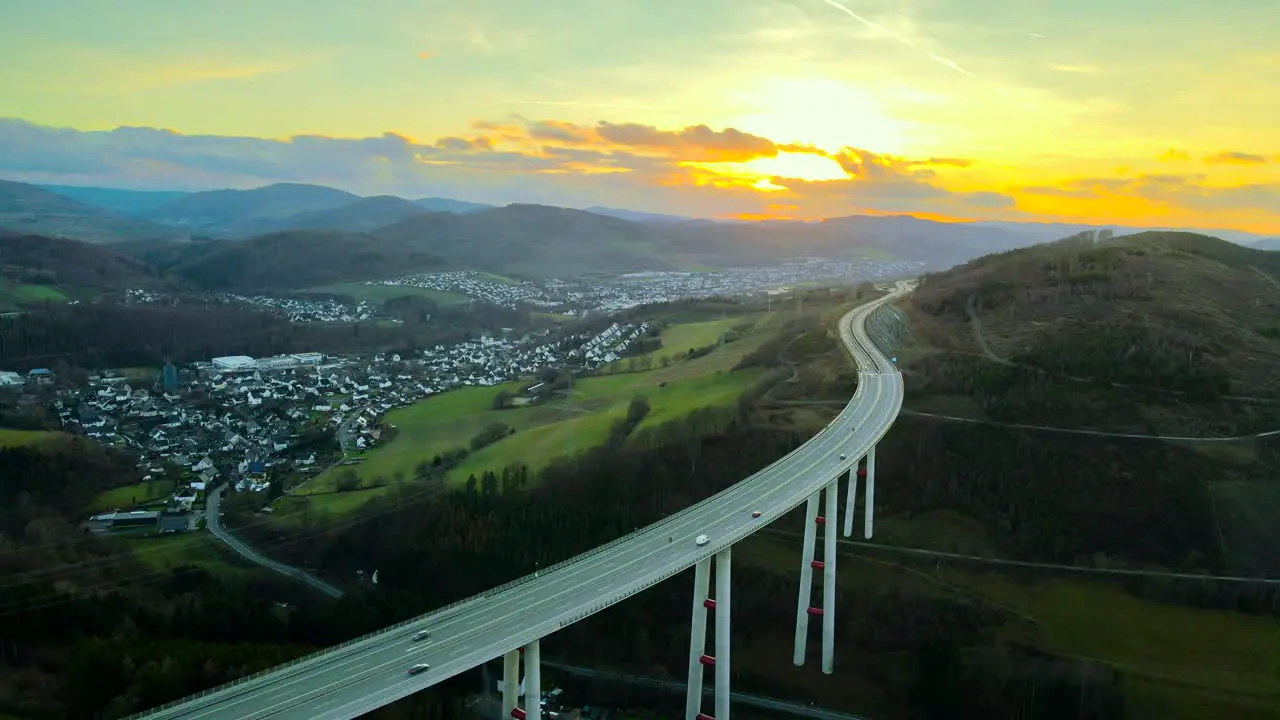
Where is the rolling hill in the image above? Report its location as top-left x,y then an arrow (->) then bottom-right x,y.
373,203 -> 679,277
267,195 -> 428,233
583,206 -> 698,224
0,180 -> 179,243
893,228 -> 1280,584
0,231 -> 167,289
0,231 -> 172,309
413,197 -> 494,213
36,184 -> 189,216
911,229 -> 1280,402
653,213 -> 1043,269
168,230 -> 447,291
142,182 -> 360,237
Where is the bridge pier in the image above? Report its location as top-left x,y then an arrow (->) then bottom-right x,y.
502,650 -> 520,718
864,445 -> 877,539
821,477 -> 838,675
792,494 -> 820,666
843,463 -> 859,538
715,548 -> 732,720
794,479 -> 838,672
685,548 -> 732,720
524,639 -> 541,720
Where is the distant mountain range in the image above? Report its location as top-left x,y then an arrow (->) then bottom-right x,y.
0,178 -> 1275,289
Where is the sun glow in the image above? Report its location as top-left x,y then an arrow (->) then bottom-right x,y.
684,151 -> 849,192
725,78 -> 916,156
740,152 -> 848,182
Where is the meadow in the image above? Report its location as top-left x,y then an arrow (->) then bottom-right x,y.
0,428 -> 62,448
290,312 -> 790,516
737,514 -> 1280,720
91,479 -> 176,512
0,278 -> 66,310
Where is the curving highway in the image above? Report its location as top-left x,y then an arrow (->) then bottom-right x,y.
130,282 -> 910,720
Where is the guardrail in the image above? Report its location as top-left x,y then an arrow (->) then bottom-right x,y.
865,302 -> 907,358
333,321 -> 902,717
131,292 -> 906,720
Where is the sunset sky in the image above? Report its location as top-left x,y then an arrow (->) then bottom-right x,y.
1,0 -> 1278,233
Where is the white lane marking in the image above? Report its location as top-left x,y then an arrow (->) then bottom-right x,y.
277,386 -> 893,718
176,294 -> 905,720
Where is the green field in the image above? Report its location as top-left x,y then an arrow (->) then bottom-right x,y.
299,281 -> 471,306
738,525 -> 1280,719
291,314 -> 792,517
0,279 -> 67,309
648,317 -> 743,364
0,429 -> 63,448
126,533 -> 250,577
91,479 -> 176,511
303,367 -> 764,497
449,369 -> 764,482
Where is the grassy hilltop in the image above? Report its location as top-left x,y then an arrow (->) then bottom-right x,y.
766,230 -> 1280,719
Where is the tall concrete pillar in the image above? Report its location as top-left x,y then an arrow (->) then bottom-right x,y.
821,477 -> 839,675
525,639 -> 542,720
843,463 -> 860,538
864,444 -> 877,539
792,493 -> 820,665
714,547 -> 732,720
685,558 -> 711,720
502,650 -> 520,718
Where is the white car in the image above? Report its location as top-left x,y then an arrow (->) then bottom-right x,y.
839,453 -> 847,460
408,663 -> 430,675
695,534 -> 709,546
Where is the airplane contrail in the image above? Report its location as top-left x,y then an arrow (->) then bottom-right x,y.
816,0 -> 975,78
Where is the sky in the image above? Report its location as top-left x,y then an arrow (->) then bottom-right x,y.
1,0 -> 1278,234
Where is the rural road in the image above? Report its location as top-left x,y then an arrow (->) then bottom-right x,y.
128,283 -> 908,720
205,485 -> 344,598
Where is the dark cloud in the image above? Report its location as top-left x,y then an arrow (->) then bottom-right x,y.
433,136 -> 492,151
595,121 -> 777,162
525,120 -> 595,144
1203,150 -> 1270,165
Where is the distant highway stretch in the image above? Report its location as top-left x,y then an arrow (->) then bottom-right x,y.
130,282 -> 910,720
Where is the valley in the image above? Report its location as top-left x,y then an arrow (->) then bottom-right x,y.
0,181 -> 1278,720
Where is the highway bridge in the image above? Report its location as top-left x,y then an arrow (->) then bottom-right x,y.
129,282 -> 911,720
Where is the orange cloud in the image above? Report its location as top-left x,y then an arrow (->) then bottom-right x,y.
3,117 -> 1279,235
1014,173 -> 1280,234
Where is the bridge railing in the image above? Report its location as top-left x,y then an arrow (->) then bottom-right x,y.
130,296 -> 902,719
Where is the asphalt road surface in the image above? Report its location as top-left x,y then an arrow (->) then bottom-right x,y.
205,486 -> 344,599
131,283 -> 909,720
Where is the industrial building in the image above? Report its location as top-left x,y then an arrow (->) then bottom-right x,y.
88,510 -> 161,530
211,355 -> 256,372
